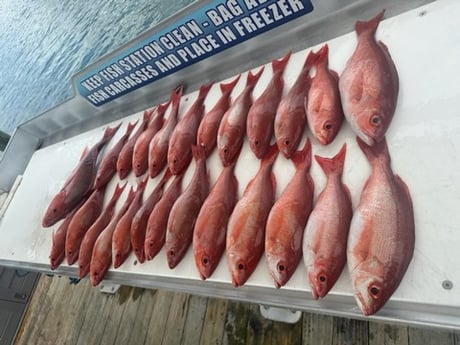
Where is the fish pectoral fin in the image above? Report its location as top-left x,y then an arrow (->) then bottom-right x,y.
348,71 -> 364,103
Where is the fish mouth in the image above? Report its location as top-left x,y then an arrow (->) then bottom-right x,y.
358,131 -> 377,146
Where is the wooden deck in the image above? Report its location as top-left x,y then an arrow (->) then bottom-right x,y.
14,275 -> 459,345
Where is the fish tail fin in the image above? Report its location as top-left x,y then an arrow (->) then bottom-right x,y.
247,67 -> 265,89
261,143 -> 279,168
137,175 -> 149,193
159,168 -> 173,186
313,44 -> 329,68
143,108 -> 154,122
355,10 -> 385,36
292,139 -> 312,169
79,146 -> 89,160
303,50 -> 317,70
220,74 -> 241,94
171,85 -> 184,105
111,182 -> 127,202
197,83 -> 213,102
315,143 -> 347,176
126,186 -> 137,204
191,144 -> 207,162
157,99 -> 171,115
103,123 -> 121,142
126,120 -> 139,136
356,136 -> 390,166
272,50 -> 292,73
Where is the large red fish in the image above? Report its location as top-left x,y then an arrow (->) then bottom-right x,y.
265,140 -> 313,288
274,51 -> 315,158
303,144 -> 352,299
165,146 -> 209,269
247,51 -> 291,158
130,169 -> 171,263
144,173 -> 183,261
112,178 -> 148,268
193,161 -> 238,280
94,121 -> 138,190
90,186 -> 136,286
78,183 -> 125,279
42,125 -> 120,227
306,44 -> 344,145
168,83 -> 213,175
339,10 -> 399,146
217,68 -> 264,166
348,137 -> 414,315
148,87 -> 183,178
65,187 -> 105,265
117,109 -> 153,179
226,144 -> 278,287
197,75 -> 240,157
133,102 -> 169,177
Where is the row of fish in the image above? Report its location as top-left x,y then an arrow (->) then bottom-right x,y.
42,10 -> 413,316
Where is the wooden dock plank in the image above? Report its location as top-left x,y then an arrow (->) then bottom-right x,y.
245,304 -> 274,345
126,288 -> 158,345
181,294 -> 207,345
368,322 -> 409,345
199,298 -> 228,345
269,314 -> 302,345
408,326 -> 455,345
302,312 -> 334,345
161,292 -> 190,345
332,316 -> 369,345
143,290 -> 174,345
222,301 -> 249,345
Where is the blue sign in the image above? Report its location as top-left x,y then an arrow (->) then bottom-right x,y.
76,0 -> 314,106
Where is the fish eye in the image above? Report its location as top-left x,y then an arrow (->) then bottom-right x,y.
53,208 -> 57,214
169,250 -> 175,257
277,263 -> 285,272
237,263 -> 245,271
201,257 -> 209,266
368,284 -> 381,299
370,114 -> 381,126
284,139 -> 290,146
319,274 -> 327,283
254,139 -> 259,146
324,122 -> 332,130
223,147 -> 228,154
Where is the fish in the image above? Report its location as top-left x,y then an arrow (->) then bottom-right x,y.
144,173 -> 184,261
339,10 -> 399,146
274,51 -> 315,158
148,87 -> 183,178
303,144 -> 352,299
197,75 -> 241,157
247,51 -> 291,158
306,44 -> 344,145
112,178 -> 148,268
117,109 -> 153,179
42,124 -> 120,227
94,121 -> 138,189
130,169 -> 171,263
78,183 -> 126,279
217,68 -> 264,166
165,146 -> 209,269
90,185 -> 136,286
168,83 -> 213,175
348,137 -> 414,315
65,187 -> 105,265
226,144 -> 278,287
265,140 -> 314,288
133,102 -> 170,177
193,161 -> 238,280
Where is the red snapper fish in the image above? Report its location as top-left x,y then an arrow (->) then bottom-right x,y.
168,83 -> 213,175
78,183 -> 125,279
42,124 -> 120,227
117,109 -> 153,179
226,144 -> 278,287
94,121 -> 138,189
306,44 -> 344,145
193,161 -> 238,280
274,51 -> 315,158
247,51 -> 291,158
348,137 -> 414,315
130,169 -> 171,263
339,10 -> 399,146
265,140 -> 313,288
144,173 -> 183,261
303,144 -> 352,299
165,146 -> 209,269
197,75 -> 240,157
133,102 -> 169,177
90,186 -> 136,286
217,68 -> 264,166
148,87 -> 183,178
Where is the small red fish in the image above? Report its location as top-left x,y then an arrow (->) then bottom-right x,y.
348,137 -> 414,315
130,169 -> 171,263
144,174 -> 183,261
42,124 -> 120,227
265,140 -> 314,288
78,183 -> 125,279
133,102 -> 169,177
217,68 -> 264,166
274,51 -> 315,158
165,146 -> 209,269
90,186 -> 136,286
339,10 -> 399,146
197,75 -> 240,157
306,44 -> 344,145
226,144 -> 278,287
247,51 -> 291,158
148,87 -> 183,178
303,144 -> 352,299
168,83 -> 213,175
94,121 -> 138,189
117,109 -> 153,179
193,161 -> 238,280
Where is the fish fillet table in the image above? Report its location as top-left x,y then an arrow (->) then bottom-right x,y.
0,0 -> 459,329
